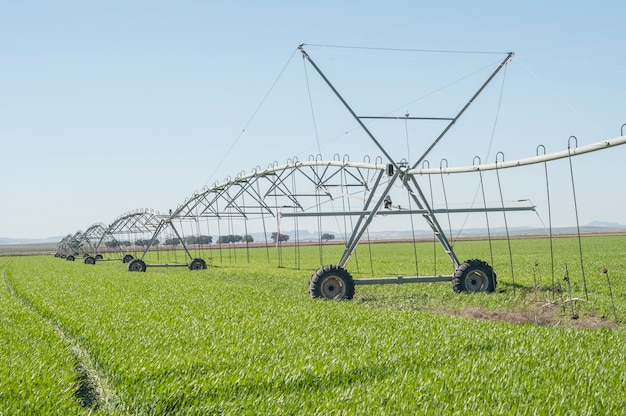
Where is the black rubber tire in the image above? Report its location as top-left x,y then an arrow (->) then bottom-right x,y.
95,254 -> 104,260
54,253 -> 60,258
452,259 -> 496,293
122,254 -> 134,264
66,255 -> 75,262
84,256 -> 96,265
309,265 -> 355,299
188,258 -> 207,270
127,259 -> 147,272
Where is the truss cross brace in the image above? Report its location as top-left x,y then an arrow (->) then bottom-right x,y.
298,46 -> 512,268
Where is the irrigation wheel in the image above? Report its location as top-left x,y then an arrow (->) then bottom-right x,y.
127,259 -> 147,272
95,254 -> 103,260
188,258 -> 207,270
84,256 -> 96,265
66,255 -> 75,261
452,259 -> 496,293
122,254 -> 134,263
310,265 -> 355,300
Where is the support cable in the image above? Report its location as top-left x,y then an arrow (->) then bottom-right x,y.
216,217 -> 223,263
228,212 -> 236,264
241,192 -> 250,264
177,219 -> 185,263
483,62 -> 508,169
274,192 -> 283,268
314,175 -> 324,266
568,136 -> 588,301
302,44 -> 510,55
537,145 -> 556,297
407,175 -> 420,278
439,159 -> 454,247
303,57 -> 323,155
204,48 -> 299,188
205,217 -> 213,267
405,116 -> 419,276
424,160 -> 436,277
363,163 -> 375,277
343,165 -> 360,274
495,152 -> 516,295
451,62 -> 508,240
193,217 -> 201,260
255,178 -> 271,264
476,157 -> 495,269
292,172 -> 300,270
404,112 -> 411,165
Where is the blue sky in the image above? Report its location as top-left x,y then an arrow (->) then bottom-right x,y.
1,1 -> 625,239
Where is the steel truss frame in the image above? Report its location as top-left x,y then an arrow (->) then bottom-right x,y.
57,226 -> 107,262
296,46 -> 513,294
56,232 -> 82,260
103,209 -> 207,271
296,46 -> 626,297
123,45 -> 626,299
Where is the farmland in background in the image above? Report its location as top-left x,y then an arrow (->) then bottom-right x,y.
2,235 -> 626,414
0,242 -> 58,256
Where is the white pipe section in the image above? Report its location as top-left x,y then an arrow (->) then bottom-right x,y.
408,136 -> 626,175
173,135 -> 626,216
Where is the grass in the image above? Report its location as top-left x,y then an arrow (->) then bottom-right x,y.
2,235 -> 626,414
0,259 -> 90,415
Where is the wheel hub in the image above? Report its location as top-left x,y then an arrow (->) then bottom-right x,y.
321,276 -> 346,299
466,271 -> 488,292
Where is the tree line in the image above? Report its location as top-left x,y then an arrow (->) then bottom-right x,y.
101,232 -> 326,248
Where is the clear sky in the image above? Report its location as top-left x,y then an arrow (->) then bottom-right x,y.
1,0 -> 625,240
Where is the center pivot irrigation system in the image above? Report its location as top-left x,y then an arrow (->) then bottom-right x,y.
296,45 -> 625,299
58,45 -> 626,300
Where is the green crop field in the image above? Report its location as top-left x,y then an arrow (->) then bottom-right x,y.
2,235 -> 626,414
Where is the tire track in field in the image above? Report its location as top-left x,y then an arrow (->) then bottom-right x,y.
1,263 -> 127,413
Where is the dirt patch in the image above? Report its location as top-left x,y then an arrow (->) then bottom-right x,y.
432,303 -> 619,330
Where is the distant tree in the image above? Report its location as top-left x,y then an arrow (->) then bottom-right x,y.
136,239 -> 160,247
164,237 -> 181,246
243,235 -> 254,243
271,232 -> 290,243
321,233 -> 335,241
185,235 -> 212,245
217,235 -> 243,244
